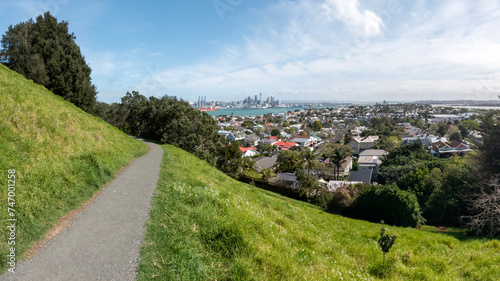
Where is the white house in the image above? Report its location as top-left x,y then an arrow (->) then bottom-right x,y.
349,136 -> 380,154
240,146 -> 258,157
357,149 -> 387,177
289,135 -> 317,147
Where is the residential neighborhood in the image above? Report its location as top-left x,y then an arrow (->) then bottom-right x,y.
215,103 -> 480,189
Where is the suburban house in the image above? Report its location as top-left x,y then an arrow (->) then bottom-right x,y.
357,149 -> 387,177
273,141 -> 298,151
240,146 -> 258,157
349,136 -> 380,154
244,134 -> 261,146
324,156 -> 353,178
431,140 -> 471,158
401,133 -> 446,150
269,136 -> 279,142
255,156 -> 277,172
351,126 -> 368,136
347,169 -> 373,184
258,138 -> 278,146
276,172 -> 299,189
218,130 -> 235,142
233,132 -> 246,141
289,135 -> 317,147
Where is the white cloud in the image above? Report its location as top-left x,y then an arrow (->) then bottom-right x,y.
86,52 -> 116,76
322,0 -> 385,37
99,0 -> 500,102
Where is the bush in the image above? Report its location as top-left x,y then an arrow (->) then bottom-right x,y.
424,164 -> 473,226
327,184 -> 366,214
353,185 -> 425,227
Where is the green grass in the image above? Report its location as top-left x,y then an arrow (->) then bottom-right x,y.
0,64 -> 149,272
138,144 -> 500,280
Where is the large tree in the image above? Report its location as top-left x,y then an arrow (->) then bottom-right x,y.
462,176 -> 500,239
0,12 -> 97,112
473,111 -> 500,177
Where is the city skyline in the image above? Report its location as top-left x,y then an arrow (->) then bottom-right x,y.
1,1 -> 499,103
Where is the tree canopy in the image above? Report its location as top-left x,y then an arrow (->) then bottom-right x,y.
96,91 -> 224,165
0,12 -> 97,112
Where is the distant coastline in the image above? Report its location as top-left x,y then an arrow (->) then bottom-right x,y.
204,106 -> 332,117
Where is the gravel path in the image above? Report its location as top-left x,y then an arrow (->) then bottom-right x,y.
1,140 -> 163,281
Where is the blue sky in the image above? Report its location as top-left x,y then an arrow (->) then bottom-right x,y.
1,0 -> 500,103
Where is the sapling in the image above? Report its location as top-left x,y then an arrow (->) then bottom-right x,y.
378,221 -> 397,264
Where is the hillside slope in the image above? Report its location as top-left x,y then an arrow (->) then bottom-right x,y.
138,144 -> 499,280
0,64 -> 148,271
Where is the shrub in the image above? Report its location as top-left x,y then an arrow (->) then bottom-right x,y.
378,223 -> 397,264
327,184 -> 366,214
353,185 -> 425,227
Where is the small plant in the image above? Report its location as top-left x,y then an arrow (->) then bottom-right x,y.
378,221 -> 397,264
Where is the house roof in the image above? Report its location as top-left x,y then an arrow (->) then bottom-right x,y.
432,141 -> 450,150
259,138 -> 276,144
256,156 -> 277,172
218,130 -> 230,135
273,141 -> 298,149
240,146 -> 257,153
245,134 -> 260,140
347,169 -> 373,183
358,156 -> 380,165
324,156 -> 352,172
359,149 -> 387,157
432,140 -> 471,153
449,140 -> 466,148
269,136 -> 279,141
352,136 -> 380,143
277,173 -> 297,182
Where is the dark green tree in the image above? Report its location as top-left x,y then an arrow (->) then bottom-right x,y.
0,12 -> 97,112
473,111 -> 500,177
353,185 -> 425,227
424,164 -> 473,226
449,131 -> 462,142
458,124 -> 469,139
216,141 -> 242,178
277,150 -> 304,173
311,120 -> 322,132
437,124 -> 448,137
97,91 -> 223,167
271,128 -> 280,137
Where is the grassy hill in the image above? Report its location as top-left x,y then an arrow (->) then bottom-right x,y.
0,64 -> 148,271
138,144 -> 499,280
